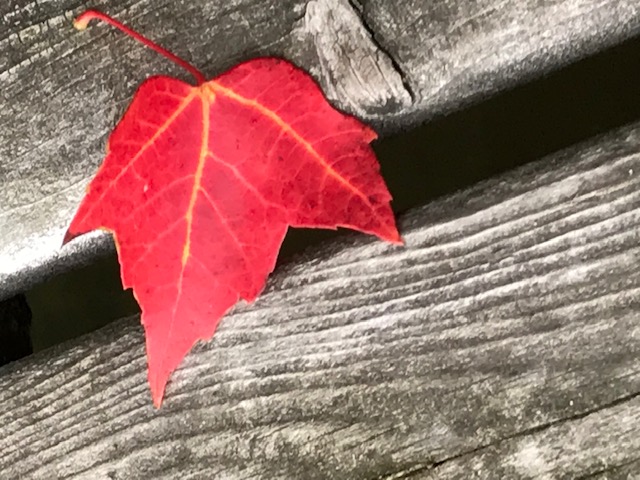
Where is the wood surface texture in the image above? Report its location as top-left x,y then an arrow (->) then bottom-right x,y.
1,0 -> 640,299
1,121 -> 639,479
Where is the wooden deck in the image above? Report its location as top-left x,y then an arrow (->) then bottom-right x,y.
1,0 -> 639,478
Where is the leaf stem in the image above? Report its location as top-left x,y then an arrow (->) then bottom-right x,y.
74,9 -> 207,85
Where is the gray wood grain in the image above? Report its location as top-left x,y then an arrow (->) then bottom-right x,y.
359,0 -> 640,120
1,121 -> 639,479
1,0 -> 639,300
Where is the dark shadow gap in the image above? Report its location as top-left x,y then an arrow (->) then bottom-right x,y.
18,33 -> 640,353
0,294 -> 32,365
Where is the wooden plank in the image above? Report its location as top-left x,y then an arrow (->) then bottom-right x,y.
1,121 -> 638,479
358,0 -> 640,119
1,0 -> 639,299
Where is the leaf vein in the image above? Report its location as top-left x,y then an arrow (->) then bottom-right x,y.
210,82 -> 372,206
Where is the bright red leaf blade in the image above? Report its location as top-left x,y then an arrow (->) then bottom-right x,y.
66,11 -> 401,407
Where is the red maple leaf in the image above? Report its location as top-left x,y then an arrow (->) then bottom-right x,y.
65,10 -> 401,407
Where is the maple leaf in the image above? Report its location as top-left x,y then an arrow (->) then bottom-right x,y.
65,10 -> 401,407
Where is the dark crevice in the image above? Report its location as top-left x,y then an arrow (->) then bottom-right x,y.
414,390 -> 640,475
370,388 -> 640,479
576,457 -> 640,479
376,463 -> 433,480
0,294 -> 32,366
345,0 -> 416,102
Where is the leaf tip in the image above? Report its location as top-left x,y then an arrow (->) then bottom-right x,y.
61,229 -> 76,247
149,368 -> 168,409
390,235 -> 404,246
364,126 -> 378,143
152,395 -> 164,409
381,224 -> 403,246
388,233 -> 404,246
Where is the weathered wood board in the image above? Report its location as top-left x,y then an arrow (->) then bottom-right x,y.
1,0 -> 640,299
1,121 -> 638,479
